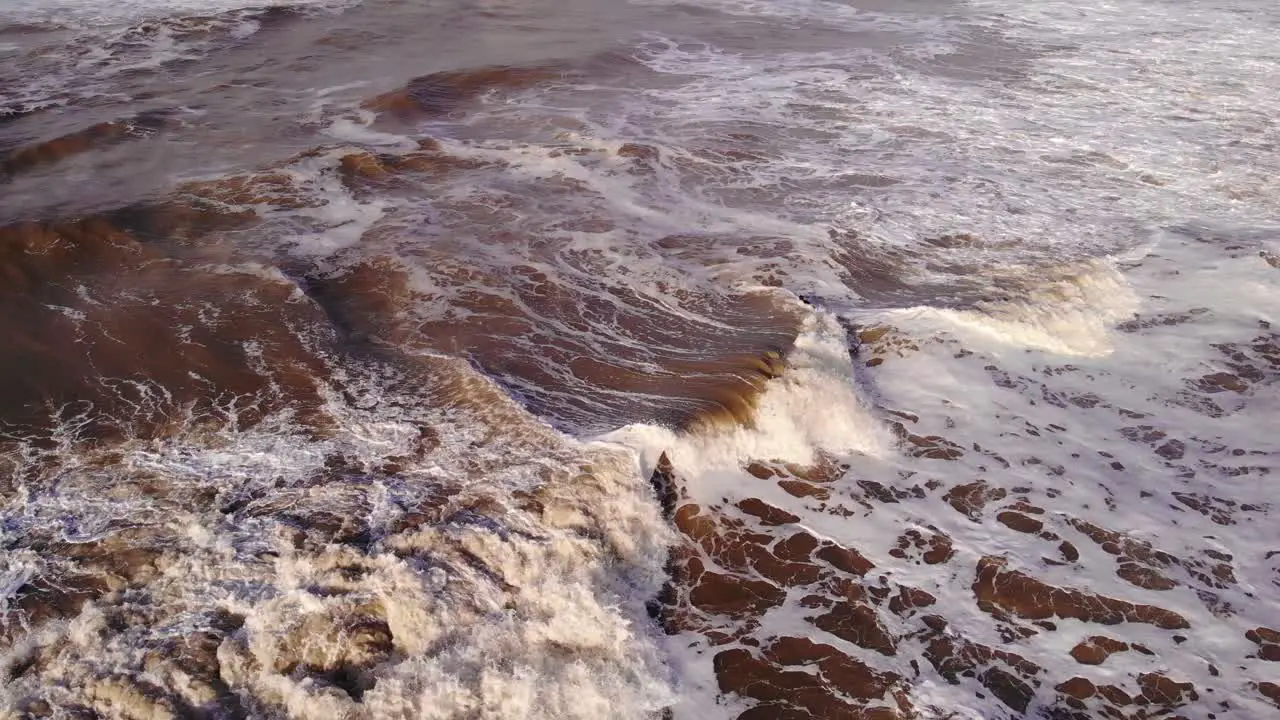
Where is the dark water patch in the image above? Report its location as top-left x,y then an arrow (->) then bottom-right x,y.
0,104 -> 46,127
0,22 -> 61,36
297,256 -> 414,354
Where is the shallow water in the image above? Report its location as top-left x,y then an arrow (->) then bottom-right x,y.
1,0 -> 1277,718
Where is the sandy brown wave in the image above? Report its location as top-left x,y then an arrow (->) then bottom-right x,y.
0,213 -> 332,444
0,111 -> 178,180
362,65 -> 565,126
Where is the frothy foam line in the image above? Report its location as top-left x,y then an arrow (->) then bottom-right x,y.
0,355 -> 679,719
0,1 -> 360,118
0,0 -> 358,27
888,259 -> 1140,357
601,309 -> 890,478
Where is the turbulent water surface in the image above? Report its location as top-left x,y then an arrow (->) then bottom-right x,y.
1,0 -> 1278,718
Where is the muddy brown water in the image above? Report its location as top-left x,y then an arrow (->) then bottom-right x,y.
3,1 -> 1278,719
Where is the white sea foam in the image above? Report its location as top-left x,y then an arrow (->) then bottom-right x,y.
3,0 -> 1277,716
891,259 -> 1141,357
0,0 -> 359,117
606,247 -> 1277,718
603,310 -> 890,477
0,0 -> 356,27
0,362 -> 676,719
558,2 -> 1278,714
618,0 -> 1279,280
864,243 -> 1276,715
